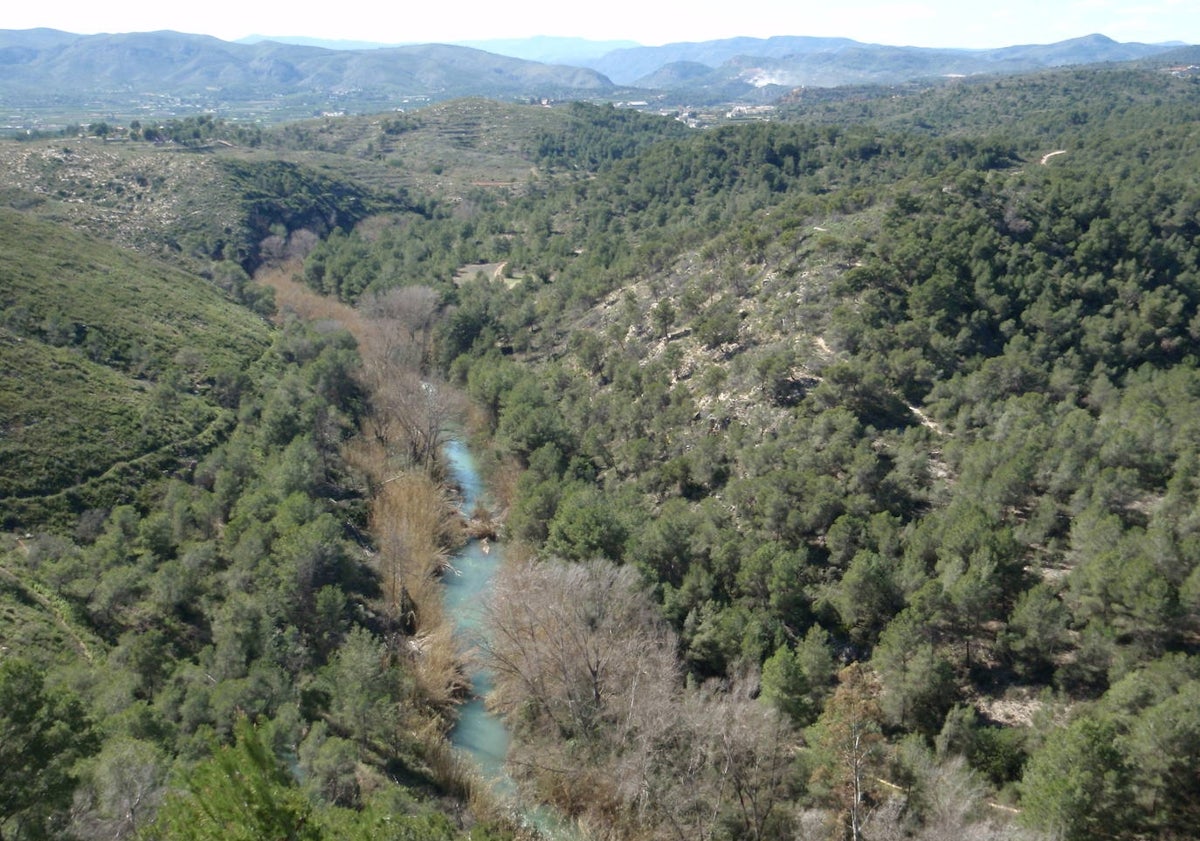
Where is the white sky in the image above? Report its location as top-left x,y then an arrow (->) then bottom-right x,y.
3,0 -> 1197,49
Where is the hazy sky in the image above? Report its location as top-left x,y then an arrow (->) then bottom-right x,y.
3,0 -> 1197,49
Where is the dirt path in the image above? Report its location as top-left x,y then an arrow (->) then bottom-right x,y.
0,561 -> 97,662
814,334 -> 947,437
1040,150 -> 1067,165
907,403 -> 946,436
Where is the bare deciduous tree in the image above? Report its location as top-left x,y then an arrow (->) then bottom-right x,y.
359,285 -> 440,371
362,371 -> 462,470
479,558 -> 800,841
618,677 -> 797,841
354,285 -> 456,469
480,558 -> 678,743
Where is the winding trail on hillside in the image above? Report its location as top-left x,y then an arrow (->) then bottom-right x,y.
907,403 -> 947,437
0,561 -> 98,662
812,334 -> 947,437
1040,149 -> 1067,165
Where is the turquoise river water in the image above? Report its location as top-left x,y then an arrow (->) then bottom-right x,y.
441,439 -> 515,791
440,439 -> 581,839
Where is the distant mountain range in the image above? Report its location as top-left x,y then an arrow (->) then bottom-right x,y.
236,34 -> 643,65
0,29 -> 616,103
0,28 -> 1191,118
577,33 -> 1184,86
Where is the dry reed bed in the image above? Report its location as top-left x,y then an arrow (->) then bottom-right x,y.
257,263 -> 482,791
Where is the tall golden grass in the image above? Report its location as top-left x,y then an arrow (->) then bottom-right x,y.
257,263 -> 476,741
256,264 -> 537,830
258,263 -> 369,335
371,470 -> 470,706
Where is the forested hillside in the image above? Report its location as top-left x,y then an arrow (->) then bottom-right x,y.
0,133 -> 520,840
0,210 -> 271,527
295,69 -> 1200,840
2,64 -> 1199,841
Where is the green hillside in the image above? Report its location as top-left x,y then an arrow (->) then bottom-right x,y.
0,208 -> 272,528
294,74 -> 1200,840
3,68 -> 1200,841
0,202 -> 505,839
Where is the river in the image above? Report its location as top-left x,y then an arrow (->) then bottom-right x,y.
441,438 -> 514,791
440,439 -> 582,839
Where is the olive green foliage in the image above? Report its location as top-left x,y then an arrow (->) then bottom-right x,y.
149,717 -> 499,841
128,115 -> 263,147
148,717 -> 323,841
780,66 -> 1200,141
301,212 -> 465,303
1020,656 -> 1200,840
412,68 -> 1200,840
534,101 -> 691,171
29,116 -> 261,147
0,658 -> 99,839
220,158 -> 412,271
6,64 -> 1200,841
0,306 -> 469,835
0,208 -> 272,528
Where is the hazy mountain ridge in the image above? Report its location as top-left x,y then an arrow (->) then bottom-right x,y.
586,35 -> 864,83
616,33 -> 1185,101
451,35 -> 642,65
237,33 -> 643,64
0,28 -> 1188,118
0,29 -> 617,102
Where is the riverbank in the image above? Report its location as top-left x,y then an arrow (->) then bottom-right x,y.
442,440 -> 516,790
441,440 -> 590,841
255,264 -> 519,825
